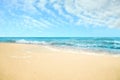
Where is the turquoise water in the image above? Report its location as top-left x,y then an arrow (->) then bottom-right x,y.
0,37 -> 120,54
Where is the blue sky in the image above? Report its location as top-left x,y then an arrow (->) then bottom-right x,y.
0,0 -> 120,37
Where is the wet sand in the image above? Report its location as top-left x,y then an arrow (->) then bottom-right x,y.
0,43 -> 120,80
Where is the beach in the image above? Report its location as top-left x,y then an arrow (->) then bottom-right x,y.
0,43 -> 120,80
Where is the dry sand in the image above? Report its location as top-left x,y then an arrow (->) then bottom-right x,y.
0,43 -> 120,80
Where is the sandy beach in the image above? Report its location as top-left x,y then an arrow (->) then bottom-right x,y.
0,43 -> 120,80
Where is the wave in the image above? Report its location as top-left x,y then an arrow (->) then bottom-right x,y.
15,39 -> 48,45
0,37 -> 120,53
6,39 -> 120,50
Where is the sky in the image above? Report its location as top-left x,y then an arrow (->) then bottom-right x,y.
0,0 -> 120,37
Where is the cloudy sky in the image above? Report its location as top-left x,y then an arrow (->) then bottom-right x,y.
0,0 -> 120,37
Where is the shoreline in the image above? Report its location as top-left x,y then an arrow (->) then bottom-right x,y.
0,43 -> 120,80
1,42 -> 120,57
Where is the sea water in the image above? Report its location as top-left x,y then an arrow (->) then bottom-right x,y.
0,37 -> 120,54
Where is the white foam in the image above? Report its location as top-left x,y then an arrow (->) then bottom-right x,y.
42,45 -> 60,52
114,40 -> 120,44
15,39 -> 48,45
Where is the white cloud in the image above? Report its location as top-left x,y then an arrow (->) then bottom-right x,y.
75,0 -> 108,11
36,0 -> 57,18
53,2 -> 73,23
20,0 -> 38,13
49,0 -> 56,3
20,15 -> 54,30
2,0 -> 39,16
1,0 -> 120,28
64,0 -> 120,28
36,0 -> 47,10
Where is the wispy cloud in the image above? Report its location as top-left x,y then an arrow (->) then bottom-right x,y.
1,0 -> 120,28
64,0 -> 120,28
16,15 -> 55,31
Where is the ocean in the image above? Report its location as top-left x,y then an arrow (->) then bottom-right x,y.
0,37 -> 120,54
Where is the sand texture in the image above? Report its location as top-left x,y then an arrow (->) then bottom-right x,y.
0,43 -> 120,80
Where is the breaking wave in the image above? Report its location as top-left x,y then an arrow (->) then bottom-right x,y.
0,37 -> 120,54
